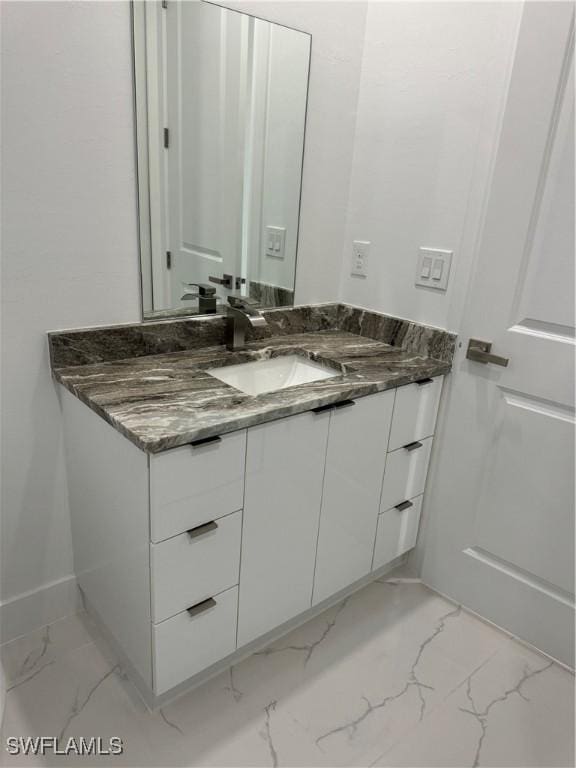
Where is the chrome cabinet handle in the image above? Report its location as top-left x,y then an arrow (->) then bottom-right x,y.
466,339 -> 509,367
334,399 -> 355,410
186,597 -> 216,618
395,500 -> 413,512
403,441 -> 423,452
187,520 -> 218,540
312,399 -> 355,415
190,435 -> 222,449
311,402 -> 334,414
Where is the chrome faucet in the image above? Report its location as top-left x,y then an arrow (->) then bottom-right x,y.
226,296 -> 267,351
180,283 -> 218,314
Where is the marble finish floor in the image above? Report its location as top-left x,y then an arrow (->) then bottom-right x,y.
1,580 -> 573,767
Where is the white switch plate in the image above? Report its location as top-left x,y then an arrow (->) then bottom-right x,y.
351,240 -> 370,277
415,247 -> 453,291
265,226 -> 286,259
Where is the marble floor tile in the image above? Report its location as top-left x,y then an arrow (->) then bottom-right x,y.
1,581 -> 573,768
371,639 -> 574,768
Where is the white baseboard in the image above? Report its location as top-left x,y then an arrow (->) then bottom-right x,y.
0,574 -> 79,645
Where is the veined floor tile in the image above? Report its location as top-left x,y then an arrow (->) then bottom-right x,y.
371,639 -> 575,768
0,581 -> 573,768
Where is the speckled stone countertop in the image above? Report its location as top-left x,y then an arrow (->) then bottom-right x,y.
50,304 -> 456,453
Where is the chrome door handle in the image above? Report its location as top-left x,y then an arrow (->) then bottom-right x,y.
209,274 -> 233,289
466,339 -> 509,367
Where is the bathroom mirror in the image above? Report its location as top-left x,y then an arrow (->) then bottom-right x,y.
133,1 -> 311,319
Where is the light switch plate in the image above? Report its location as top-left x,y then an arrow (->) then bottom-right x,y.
415,247 -> 453,291
265,226 -> 286,259
351,240 -> 370,277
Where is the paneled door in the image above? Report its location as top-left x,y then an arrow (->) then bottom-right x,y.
165,2 -> 247,308
422,3 -> 575,666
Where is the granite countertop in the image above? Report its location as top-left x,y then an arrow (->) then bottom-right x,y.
53,328 -> 451,453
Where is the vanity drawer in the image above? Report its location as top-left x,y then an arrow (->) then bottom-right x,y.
388,377 -> 443,450
150,430 -> 247,543
380,437 -> 433,512
153,585 -> 238,694
372,495 -> 423,570
151,510 -> 242,623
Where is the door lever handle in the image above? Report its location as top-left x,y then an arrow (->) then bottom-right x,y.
209,274 -> 233,289
466,339 -> 509,367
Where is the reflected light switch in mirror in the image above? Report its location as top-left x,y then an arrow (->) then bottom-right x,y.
415,247 -> 452,291
265,226 -> 286,260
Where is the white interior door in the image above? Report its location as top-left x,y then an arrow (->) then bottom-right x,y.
165,2 -> 248,308
422,3 -> 575,667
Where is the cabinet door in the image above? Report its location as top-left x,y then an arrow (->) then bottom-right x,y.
312,391 -> 395,605
237,411 -> 330,647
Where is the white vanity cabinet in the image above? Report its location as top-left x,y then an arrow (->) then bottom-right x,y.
61,375 -> 443,703
312,391 -> 395,605
373,376 -> 443,570
237,411 -> 330,646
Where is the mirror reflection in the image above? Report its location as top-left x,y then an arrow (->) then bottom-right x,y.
133,1 -> 311,318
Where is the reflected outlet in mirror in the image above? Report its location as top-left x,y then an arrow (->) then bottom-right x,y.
207,356 -> 338,396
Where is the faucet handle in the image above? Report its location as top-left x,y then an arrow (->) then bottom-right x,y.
186,282 -> 216,297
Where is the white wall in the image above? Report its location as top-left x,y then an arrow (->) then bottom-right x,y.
339,1 -> 520,332
1,1 -> 141,638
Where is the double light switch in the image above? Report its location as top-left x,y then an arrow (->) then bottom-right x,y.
265,226 -> 286,259
415,248 -> 452,291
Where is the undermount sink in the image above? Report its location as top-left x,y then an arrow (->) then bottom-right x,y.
207,355 -> 339,396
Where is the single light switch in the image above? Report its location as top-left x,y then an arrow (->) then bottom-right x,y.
431,258 -> 443,281
415,247 -> 452,290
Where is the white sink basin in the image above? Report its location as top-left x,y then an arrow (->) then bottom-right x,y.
207,355 -> 339,396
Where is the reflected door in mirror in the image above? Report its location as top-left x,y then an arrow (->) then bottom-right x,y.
134,1 -> 311,318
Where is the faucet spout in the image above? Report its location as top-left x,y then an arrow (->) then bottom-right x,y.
226,297 -> 268,350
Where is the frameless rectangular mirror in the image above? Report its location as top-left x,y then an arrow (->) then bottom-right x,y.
133,1 -> 311,319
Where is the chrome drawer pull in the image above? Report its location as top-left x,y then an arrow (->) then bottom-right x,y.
187,520 -> 218,540
190,435 -> 222,449
403,441 -> 423,452
395,500 -> 413,512
312,399 -> 355,415
334,399 -> 356,410
311,402 -> 335,414
416,378 -> 433,386
186,597 -> 216,618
